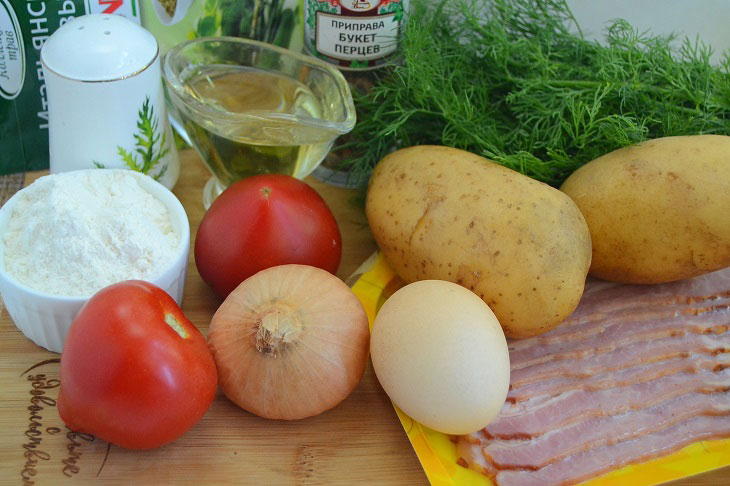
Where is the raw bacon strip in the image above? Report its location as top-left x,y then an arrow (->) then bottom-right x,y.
494,414 -> 730,486
489,368 -> 730,438
480,392 -> 730,469
507,267 -> 730,353
527,288 -> 730,342
459,268 -> 730,485
510,332 -> 730,388
571,269 -> 730,318
498,394 -> 554,418
509,301 -> 730,371
508,353 -> 730,402
456,434 -> 493,477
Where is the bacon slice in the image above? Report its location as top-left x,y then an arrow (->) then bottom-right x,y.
509,332 -> 729,389
509,300 -> 730,372
457,409 -> 730,486
508,353 -> 730,402
481,392 -> 730,469
495,414 -> 730,486
457,267 -> 730,485
491,368 -> 730,438
507,269 -> 730,354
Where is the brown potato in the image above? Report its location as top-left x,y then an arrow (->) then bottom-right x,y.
366,145 -> 592,338
560,135 -> 730,284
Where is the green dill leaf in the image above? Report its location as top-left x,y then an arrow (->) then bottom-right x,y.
341,0 -> 730,187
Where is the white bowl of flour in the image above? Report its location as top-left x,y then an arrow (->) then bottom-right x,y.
0,169 -> 190,353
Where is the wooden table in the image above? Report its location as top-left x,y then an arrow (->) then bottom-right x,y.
0,151 -> 728,484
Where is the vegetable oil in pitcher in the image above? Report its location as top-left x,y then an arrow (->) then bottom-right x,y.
163,37 -> 356,207
179,65 -> 335,187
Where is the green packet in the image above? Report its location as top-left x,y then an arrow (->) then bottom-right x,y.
0,0 -> 303,176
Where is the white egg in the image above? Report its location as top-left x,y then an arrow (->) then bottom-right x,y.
370,280 -> 510,435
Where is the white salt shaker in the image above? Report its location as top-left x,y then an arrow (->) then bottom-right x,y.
41,14 -> 180,189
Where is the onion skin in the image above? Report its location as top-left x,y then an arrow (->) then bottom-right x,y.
208,264 -> 370,420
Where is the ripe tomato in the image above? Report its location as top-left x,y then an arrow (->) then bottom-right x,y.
58,281 -> 218,450
195,174 -> 342,298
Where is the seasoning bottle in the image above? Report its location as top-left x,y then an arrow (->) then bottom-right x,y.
41,14 -> 180,190
304,0 -> 409,71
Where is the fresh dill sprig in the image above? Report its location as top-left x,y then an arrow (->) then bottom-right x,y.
341,0 -> 730,187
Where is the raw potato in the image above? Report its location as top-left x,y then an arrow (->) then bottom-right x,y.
560,135 -> 730,284
366,146 -> 592,338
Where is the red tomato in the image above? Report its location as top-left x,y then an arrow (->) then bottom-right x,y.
58,281 -> 218,450
195,174 -> 342,298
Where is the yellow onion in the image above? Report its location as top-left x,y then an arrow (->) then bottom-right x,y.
208,264 -> 370,420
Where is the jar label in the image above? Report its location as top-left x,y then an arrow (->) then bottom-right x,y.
0,0 -> 25,100
305,0 -> 408,70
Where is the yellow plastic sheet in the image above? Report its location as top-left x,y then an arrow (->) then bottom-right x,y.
351,253 -> 730,485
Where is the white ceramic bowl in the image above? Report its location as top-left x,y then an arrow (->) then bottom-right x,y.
0,170 -> 190,353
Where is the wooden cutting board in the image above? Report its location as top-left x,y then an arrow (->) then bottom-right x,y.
0,150 -> 424,485
0,150 -> 727,485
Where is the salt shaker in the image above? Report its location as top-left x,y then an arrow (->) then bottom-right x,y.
41,14 -> 179,189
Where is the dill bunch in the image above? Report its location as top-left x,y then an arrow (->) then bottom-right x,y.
340,0 -> 730,187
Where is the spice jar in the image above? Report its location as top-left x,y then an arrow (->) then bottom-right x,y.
304,0 -> 409,71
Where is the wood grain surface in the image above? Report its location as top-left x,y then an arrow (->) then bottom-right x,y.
0,150 -> 728,485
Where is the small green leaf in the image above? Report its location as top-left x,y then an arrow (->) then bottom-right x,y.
204,0 -> 218,12
272,10 -> 294,47
196,15 -> 218,37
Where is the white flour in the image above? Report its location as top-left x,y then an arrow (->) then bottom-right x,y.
2,170 -> 180,297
